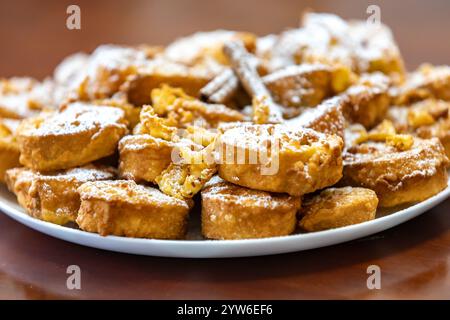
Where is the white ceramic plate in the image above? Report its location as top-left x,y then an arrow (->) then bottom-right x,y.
1,180 -> 449,258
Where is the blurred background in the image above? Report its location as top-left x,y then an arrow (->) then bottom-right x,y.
0,0 -> 449,79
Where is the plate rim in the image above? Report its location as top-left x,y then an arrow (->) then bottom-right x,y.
1,183 -> 449,258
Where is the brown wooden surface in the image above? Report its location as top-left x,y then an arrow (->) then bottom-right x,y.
1,0 -> 450,300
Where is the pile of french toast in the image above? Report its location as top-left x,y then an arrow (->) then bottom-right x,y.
1,12 -> 449,240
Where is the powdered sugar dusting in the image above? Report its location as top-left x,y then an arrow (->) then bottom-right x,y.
23,102 -> 126,136
119,134 -> 174,152
287,96 -> 346,138
203,176 -> 298,210
78,180 -> 190,208
164,30 -> 241,65
344,138 -> 449,191
266,12 -> 402,74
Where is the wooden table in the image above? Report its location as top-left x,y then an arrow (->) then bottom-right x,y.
1,0 -> 450,299
2,199 -> 450,299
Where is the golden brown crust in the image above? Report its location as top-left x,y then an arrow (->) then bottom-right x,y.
77,180 -> 191,239
342,137 -> 449,207
341,73 -> 391,129
118,134 -> 174,183
201,176 -> 301,239
299,187 -> 378,232
5,165 -> 115,225
287,96 -> 346,140
263,64 -> 352,110
91,96 -> 141,129
125,58 -> 217,106
17,103 -> 128,171
218,124 -> 344,196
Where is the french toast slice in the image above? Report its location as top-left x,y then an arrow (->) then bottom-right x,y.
77,180 -> 191,239
218,124 -> 344,196
5,165 -> 115,225
72,45 -> 149,100
201,176 -> 301,239
263,63 -> 353,110
343,136 -> 449,207
125,59 -> 217,106
118,134 -> 175,183
299,187 -> 378,232
17,102 -> 128,171
341,73 -> 391,129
